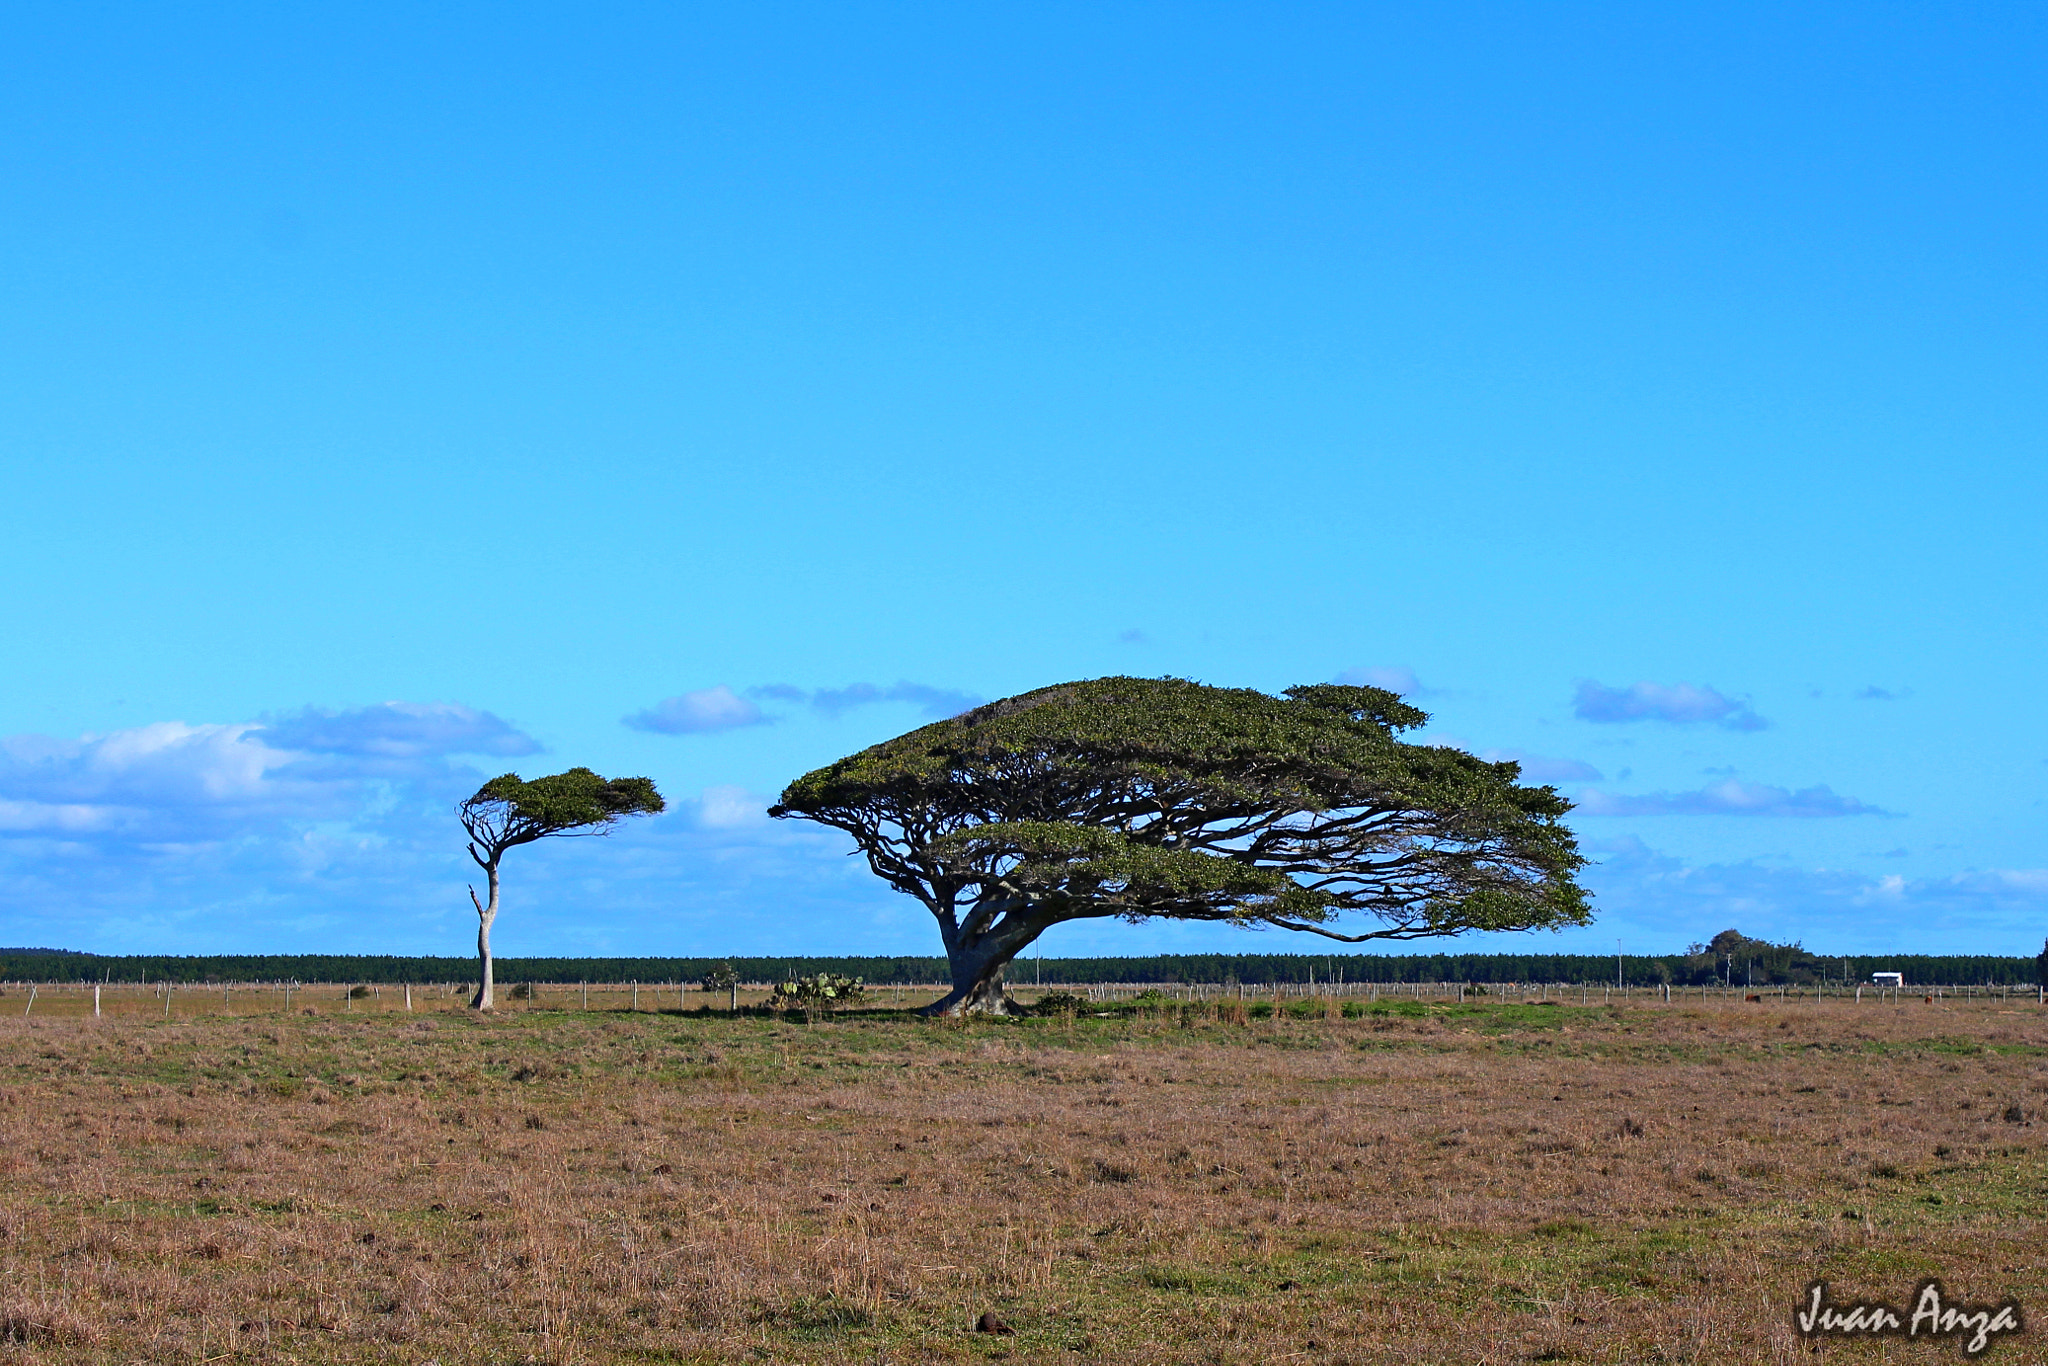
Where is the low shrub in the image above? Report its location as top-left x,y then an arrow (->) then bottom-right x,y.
772,973 -> 865,1016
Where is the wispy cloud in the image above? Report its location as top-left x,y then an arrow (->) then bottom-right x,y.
627,680 -> 983,736
690,785 -> 769,830
1477,749 -> 1603,783
0,722 -> 336,841
1572,680 -> 1767,731
1578,837 -> 2048,950
1576,780 -> 1891,818
1336,666 -> 1425,695
1855,685 -> 1900,701
259,702 -> 540,760
623,686 -> 768,735
794,682 -> 982,719
0,705 -> 689,953
0,703 -> 548,846
1943,868 -> 2048,897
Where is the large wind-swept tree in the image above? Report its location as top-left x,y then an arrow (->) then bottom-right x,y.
771,677 -> 1590,1015
457,768 -> 664,1010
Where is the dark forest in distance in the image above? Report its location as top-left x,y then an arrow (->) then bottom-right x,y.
2,945 -> 2042,988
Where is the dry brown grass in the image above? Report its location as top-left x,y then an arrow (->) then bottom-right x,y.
0,992 -> 2043,1363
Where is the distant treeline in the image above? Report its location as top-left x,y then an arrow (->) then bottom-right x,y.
1,947 -> 2041,987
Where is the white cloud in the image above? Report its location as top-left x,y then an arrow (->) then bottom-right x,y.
0,798 -> 123,833
1576,779 -> 1890,818
0,706 -> 894,956
623,686 -> 769,734
625,680 -> 982,735
0,722 -> 300,827
758,681 -> 982,720
1579,837 -> 2048,950
0,703 -> 553,867
693,785 -> 769,830
1477,749 -> 1603,783
1943,868 -> 2048,897
1572,680 -> 1767,731
0,703 -> 550,849
259,702 -> 539,759
0,708 -> 525,950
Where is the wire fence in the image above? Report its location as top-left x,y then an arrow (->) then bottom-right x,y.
0,976 -> 2041,1019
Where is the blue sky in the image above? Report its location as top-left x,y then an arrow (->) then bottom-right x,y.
2,4 -> 2042,961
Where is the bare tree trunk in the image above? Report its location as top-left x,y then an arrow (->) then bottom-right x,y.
924,940 -> 1020,1016
470,865 -> 500,1011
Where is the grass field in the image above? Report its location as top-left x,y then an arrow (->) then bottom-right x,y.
0,989 -> 2043,1364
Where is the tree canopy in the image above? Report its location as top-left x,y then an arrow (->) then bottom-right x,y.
459,767 -> 665,860
772,676 -> 1591,1013
1683,929 -> 1833,985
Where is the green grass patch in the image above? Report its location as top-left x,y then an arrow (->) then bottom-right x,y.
1137,1263 -> 1249,1295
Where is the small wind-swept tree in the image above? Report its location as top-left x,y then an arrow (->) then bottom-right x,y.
700,961 -> 739,1011
457,768 -> 663,1011
771,676 -> 1590,1015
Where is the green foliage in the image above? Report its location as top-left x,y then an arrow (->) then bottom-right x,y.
771,973 -> 865,1013
700,961 -> 738,993
469,767 -> 663,828
1682,929 -> 1832,986
1026,990 -> 1091,1016
773,675 -> 1590,946
2038,938 -> 2048,991
459,767 -> 664,865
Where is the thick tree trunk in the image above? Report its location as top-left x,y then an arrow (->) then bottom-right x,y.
470,865 -> 500,1011
922,934 -> 1023,1017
